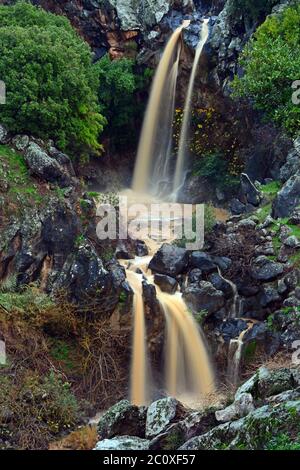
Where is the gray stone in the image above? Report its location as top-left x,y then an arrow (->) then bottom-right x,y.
0,124 -> 8,143
97,400 -> 147,439
94,436 -> 150,450
183,281 -> 225,315
215,393 -> 255,423
149,244 -> 189,276
154,273 -> 178,294
190,252 -> 217,273
251,256 -> 284,282
146,398 -> 186,439
272,174 -> 300,218
11,134 -> 30,151
283,235 -> 300,248
280,137 -> 300,182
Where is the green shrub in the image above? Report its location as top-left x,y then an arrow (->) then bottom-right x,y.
0,1 -> 105,156
232,4 -> 300,137
193,152 -> 240,191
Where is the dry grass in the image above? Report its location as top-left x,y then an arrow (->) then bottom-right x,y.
49,425 -> 98,451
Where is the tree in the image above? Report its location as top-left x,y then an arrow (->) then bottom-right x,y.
97,54 -> 151,150
232,4 -> 300,137
0,1 -> 106,157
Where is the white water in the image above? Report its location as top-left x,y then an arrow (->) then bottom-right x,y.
173,19 -> 209,194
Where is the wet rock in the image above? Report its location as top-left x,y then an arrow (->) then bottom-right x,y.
94,436 -> 150,450
217,319 -> 248,343
183,281 -> 225,315
208,272 -> 233,298
149,244 -> 189,276
135,240 -> 149,257
187,268 -> 202,285
115,242 -> 135,260
272,174 -> 300,218
190,252 -> 217,274
24,142 -> 71,187
146,398 -> 187,439
215,393 -> 254,423
154,273 -> 178,294
259,285 -> 281,308
251,256 -> 284,282
52,243 -> 117,305
97,400 -> 147,439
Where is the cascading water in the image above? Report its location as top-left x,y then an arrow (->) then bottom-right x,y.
132,20 -> 190,195
173,19 -> 209,195
123,255 -> 215,406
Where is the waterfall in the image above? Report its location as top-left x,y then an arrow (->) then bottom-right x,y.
173,19 -> 209,194
123,256 -> 215,406
126,269 -> 149,406
132,20 -> 190,195
217,267 -> 241,318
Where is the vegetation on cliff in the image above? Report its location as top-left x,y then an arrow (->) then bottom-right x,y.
233,4 -> 300,137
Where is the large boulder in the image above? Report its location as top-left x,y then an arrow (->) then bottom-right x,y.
190,252 -> 217,273
97,400 -> 147,439
183,281 -> 225,315
149,244 -> 189,276
280,137 -> 300,182
272,173 -> 300,218
180,400 -> 300,450
94,436 -> 150,450
146,398 -> 187,439
24,142 -> 71,187
154,273 -> 178,294
235,367 -> 300,401
215,393 -> 255,423
251,256 -> 284,282
240,173 -> 262,207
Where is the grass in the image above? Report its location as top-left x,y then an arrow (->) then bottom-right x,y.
260,181 -> 282,197
0,144 -> 44,214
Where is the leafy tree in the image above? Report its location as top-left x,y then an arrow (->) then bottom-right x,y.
97,54 -> 151,150
232,4 -> 300,137
0,1 -> 105,156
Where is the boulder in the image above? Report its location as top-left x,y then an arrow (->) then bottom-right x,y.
11,134 -> 30,151
187,268 -> 202,285
135,240 -> 149,257
146,398 -> 187,439
94,436 -> 150,450
208,272 -> 234,298
183,281 -> 225,315
149,244 -> 189,276
217,319 -> 248,343
251,256 -> 284,282
154,273 -> 178,294
180,401 -> 300,450
235,367 -> 300,401
190,252 -> 217,273
272,173 -> 300,218
280,137 -> 300,182
215,393 -> 255,423
97,400 -> 147,439
240,173 -> 262,207
24,142 -> 71,187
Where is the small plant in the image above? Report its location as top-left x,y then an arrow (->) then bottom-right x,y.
194,310 -> 208,326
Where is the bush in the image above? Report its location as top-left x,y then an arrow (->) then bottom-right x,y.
193,151 -> 240,191
0,1 -> 105,156
97,55 -> 151,150
232,4 -> 300,137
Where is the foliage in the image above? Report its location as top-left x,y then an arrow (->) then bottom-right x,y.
266,432 -> 300,450
0,1 -> 105,156
0,370 -> 79,449
229,0 -> 277,22
97,54 -> 152,150
193,151 -> 240,191
173,107 -> 244,192
232,4 -> 300,137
